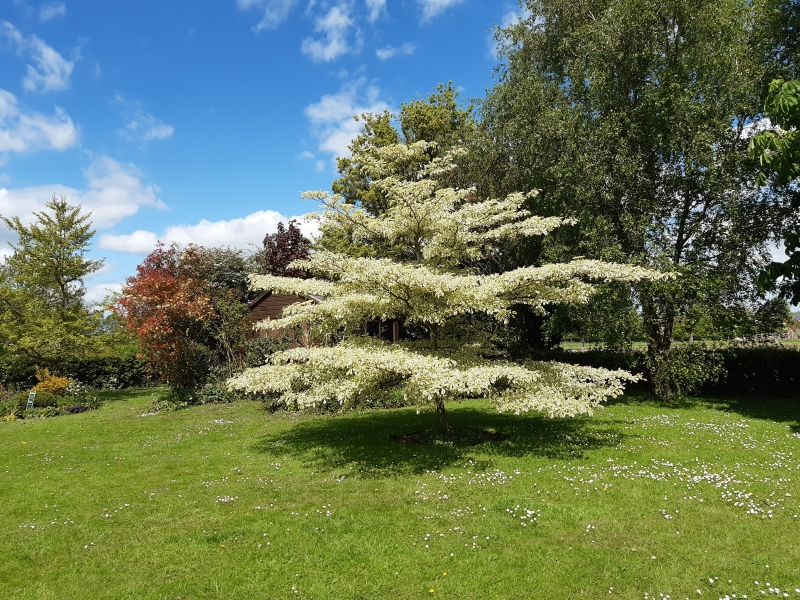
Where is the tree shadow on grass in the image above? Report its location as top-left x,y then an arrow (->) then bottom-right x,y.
250,403 -> 625,479
719,396 -> 800,429
607,393 -> 800,429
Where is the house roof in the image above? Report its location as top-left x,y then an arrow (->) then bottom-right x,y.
247,290 -> 322,310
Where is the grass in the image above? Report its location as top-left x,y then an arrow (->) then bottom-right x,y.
1,391 -> 800,599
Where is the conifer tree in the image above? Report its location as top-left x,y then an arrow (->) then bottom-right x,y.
0,196 -> 103,366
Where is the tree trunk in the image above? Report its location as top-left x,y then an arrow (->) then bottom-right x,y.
435,398 -> 454,436
640,295 -> 677,401
428,324 -> 439,351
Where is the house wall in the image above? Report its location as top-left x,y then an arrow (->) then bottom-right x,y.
249,292 -> 308,339
248,292 -> 403,344
249,293 -> 308,323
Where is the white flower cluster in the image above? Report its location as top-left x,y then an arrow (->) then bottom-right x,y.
303,143 -> 569,269
250,253 -> 662,337
227,338 -> 639,418
231,142 -> 668,417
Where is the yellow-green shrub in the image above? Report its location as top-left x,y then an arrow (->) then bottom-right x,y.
32,367 -> 71,396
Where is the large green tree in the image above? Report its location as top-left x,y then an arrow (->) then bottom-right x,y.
317,83 -> 476,259
751,78 -> 800,304
0,196 -> 103,366
475,0 -> 797,396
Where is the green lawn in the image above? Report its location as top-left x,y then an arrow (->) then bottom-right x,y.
2,391 -> 799,599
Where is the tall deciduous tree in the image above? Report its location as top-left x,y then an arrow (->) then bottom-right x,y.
0,196 -> 103,366
475,0 -> 797,396
228,144 -> 665,434
115,244 -> 215,394
318,84 -> 477,260
115,244 -> 252,395
751,79 -> 800,304
189,246 -> 253,375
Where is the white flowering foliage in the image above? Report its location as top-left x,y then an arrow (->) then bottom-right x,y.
250,253 -> 661,338
231,142 -> 668,420
227,337 -> 639,418
302,143 -> 570,268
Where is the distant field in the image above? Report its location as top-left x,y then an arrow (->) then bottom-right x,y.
2,391 -> 800,599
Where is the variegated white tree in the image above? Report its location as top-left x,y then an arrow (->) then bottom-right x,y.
228,142 -> 666,434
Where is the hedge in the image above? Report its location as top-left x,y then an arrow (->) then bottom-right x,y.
0,355 -> 150,390
708,346 -> 800,397
2,345 -> 795,398
530,346 -> 799,398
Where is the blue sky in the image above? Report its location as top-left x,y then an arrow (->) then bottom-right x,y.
0,0 -> 521,301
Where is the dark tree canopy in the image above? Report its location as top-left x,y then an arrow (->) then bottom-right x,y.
257,220 -> 311,278
472,0 -> 799,396
751,79 -> 800,304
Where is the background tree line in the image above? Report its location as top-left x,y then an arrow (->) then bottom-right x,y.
2,0 -> 798,403
0,196 -> 311,397
325,0 -> 800,399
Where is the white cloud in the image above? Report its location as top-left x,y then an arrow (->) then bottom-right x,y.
417,0 -> 464,22
84,281 -> 123,305
79,157 -> 167,226
304,78 -> 392,160
97,230 -> 159,254
82,263 -> 123,305
2,22 -> 75,92
301,3 -> 360,63
365,0 -> 386,23
113,95 -> 175,143
0,156 -> 166,241
39,2 -> 67,21
376,43 -> 415,60
0,88 -> 79,153
119,109 -> 175,142
98,211 -> 319,255
740,117 -> 778,140
237,0 -> 297,31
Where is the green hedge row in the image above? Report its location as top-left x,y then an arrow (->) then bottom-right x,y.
532,346 -> 799,398
0,355 -> 150,390
708,347 -> 800,397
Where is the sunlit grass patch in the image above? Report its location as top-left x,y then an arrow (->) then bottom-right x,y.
1,391 -> 799,599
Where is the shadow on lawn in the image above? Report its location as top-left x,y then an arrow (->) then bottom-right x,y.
98,387 -> 162,403
718,396 -> 800,428
250,404 -> 624,478
609,393 -> 800,429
